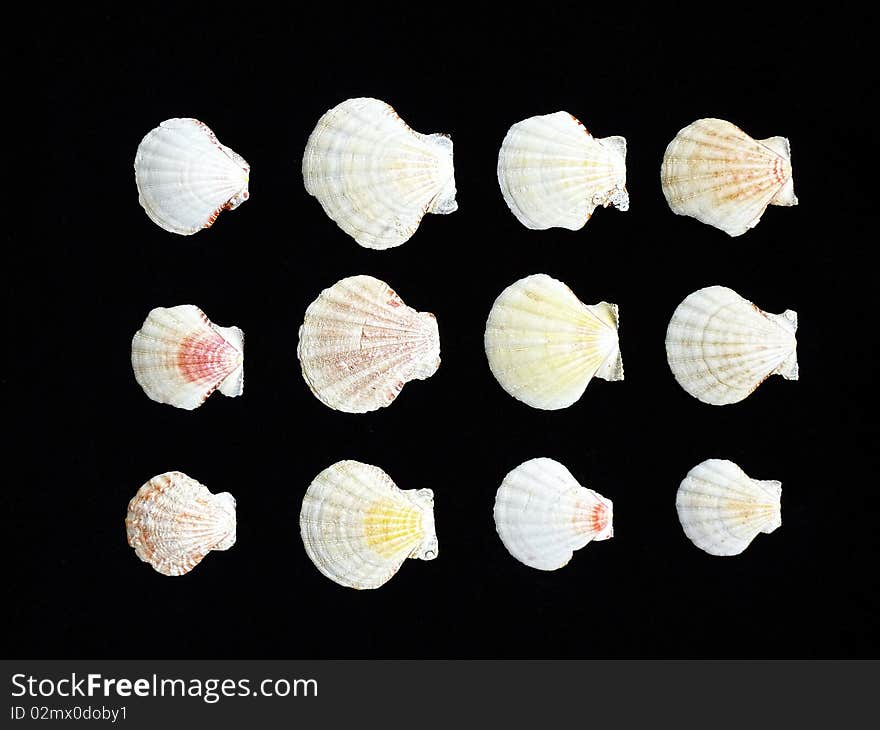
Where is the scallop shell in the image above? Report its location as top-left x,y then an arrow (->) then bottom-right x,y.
297,275 -> 440,413
676,459 -> 781,556
661,118 -> 797,236
299,460 -> 438,589
134,118 -> 250,235
494,458 -> 612,571
484,274 -> 622,410
302,97 -> 457,249
131,304 -> 244,410
126,471 -> 236,576
497,111 -> 628,230
665,285 -> 797,405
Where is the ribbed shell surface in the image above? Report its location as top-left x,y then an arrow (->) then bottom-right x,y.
665,285 -> 797,405
125,471 -> 237,576
661,118 -> 796,236
131,304 -> 244,410
497,111 -> 628,230
297,275 -> 440,413
494,458 -> 613,571
134,118 -> 250,235
484,274 -> 623,410
676,459 -> 781,556
302,97 -> 457,249
299,460 -> 438,589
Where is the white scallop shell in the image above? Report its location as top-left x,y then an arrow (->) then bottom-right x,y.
300,460 -> 438,589
131,304 -> 244,410
661,118 -> 797,236
676,459 -> 781,556
302,97 -> 457,249
134,118 -> 250,235
494,458 -> 613,571
497,111 -> 628,230
665,285 -> 797,405
484,274 -> 622,410
297,275 -> 440,413
126,471 -> 236,576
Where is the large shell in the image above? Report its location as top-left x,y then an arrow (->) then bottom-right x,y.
661,118 -> 797,236
484,274 -> 622,410
126,471 -> 236,576
665,285 -> 797,405
676,459 -> 781,556
494,458 -> 613,571
297,275 -> 440,413
302,97 -> 457,249
299,460 -> 438,589
497,111 -> 628,230
134,118 -> 250,235
132,304 -> 244,410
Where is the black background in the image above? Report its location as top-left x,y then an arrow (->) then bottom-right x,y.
9,7 -> 876,658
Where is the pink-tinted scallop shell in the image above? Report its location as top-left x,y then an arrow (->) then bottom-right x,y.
131,304 -> 244,410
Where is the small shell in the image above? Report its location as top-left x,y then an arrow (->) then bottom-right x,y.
494,458 -> 613,571
497,111 -> 628,230
484,274 -> 622,410
676,459 -> 781,556
297,275 -> 440,413
665,285 -> 797,405
126,471 -> 236,576
302,97 -> 457,249
131,304 -> 244,410
300,460 -> 438,589
661,118 -> 797,236
134,118 -> 250,235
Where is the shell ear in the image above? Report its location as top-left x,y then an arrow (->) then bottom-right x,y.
759,135 -> 791,160
759,134 -> 798,206
599,134 -> 627,159
770,176 -> 798,206
415,488 -> 435,503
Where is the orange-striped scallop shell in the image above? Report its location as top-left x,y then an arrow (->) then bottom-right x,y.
126,471 -> 236,576
661,118 -> 796,236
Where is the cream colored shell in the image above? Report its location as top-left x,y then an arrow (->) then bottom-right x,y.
484,274 -> 622,410
676,459 -> 781,556
661,118 -> 796,236
131,304 -> 244,410
497,111 -> 628,230
299,460 -> 438,589
126,471 -> 236,576
494,458 -> 613,571
297,275 -> 440,413
134,118 -> 250,235
302,97 -> 457,249
665,285 -> 797,405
